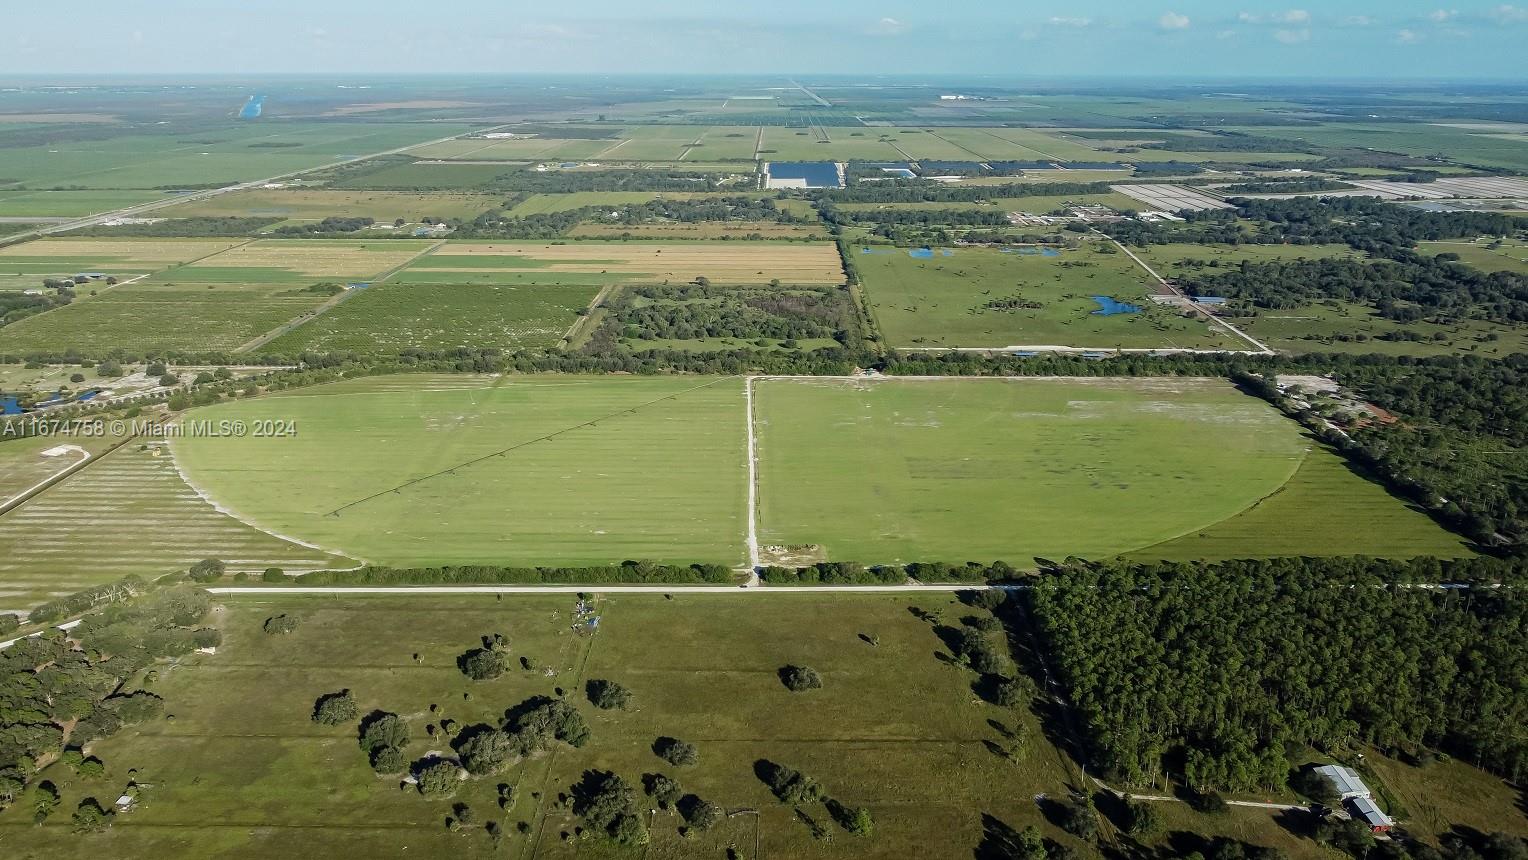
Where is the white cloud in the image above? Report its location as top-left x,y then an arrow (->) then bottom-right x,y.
1396,28 -> 1423,43
868,17 -> 906,35
1489,4 -> 1528,23
1428,9 -> 1457,23
1342,15 -> 1376,26
1274,28 -> 1311,43
1048,16 -> 1093,28
1158,11 -> 1191,30
1216,29 -> 1239,39
1239,9 -> 1309,25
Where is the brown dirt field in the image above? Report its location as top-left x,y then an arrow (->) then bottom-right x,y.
429,241 -> 845,283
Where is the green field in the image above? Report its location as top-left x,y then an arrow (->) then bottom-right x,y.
171,188 -> 504,223
1418,239 -> 1528,275
0,592 -> 1084,859
0,189 -> 169,217
172,375 -> 749,568
754,377 -> 1467,564
259,282 -> 599,354
1134,242 -> 1364,275
0,122 -> 479,189
1133,446 -> 1471,560
856,244 -> 1243,349
1230,301 -> 1528,357
0,442 -> 353,610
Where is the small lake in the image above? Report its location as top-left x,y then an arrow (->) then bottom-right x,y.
239,95 -> 266,119
0,395 -> 20,416
1090,296 -> 1141,316
909,248 -> 954,259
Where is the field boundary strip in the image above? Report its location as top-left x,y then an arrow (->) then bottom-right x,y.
324,375 -> 743,517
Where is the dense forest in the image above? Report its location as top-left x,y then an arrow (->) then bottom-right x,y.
1025,556 -> 1528,793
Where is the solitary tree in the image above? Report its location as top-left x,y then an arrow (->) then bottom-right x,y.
312,690 -> 358,726
586,679 -> 633,711
654,737 -> 699,767
416,759 -> 460,798
780,665 -> 823,692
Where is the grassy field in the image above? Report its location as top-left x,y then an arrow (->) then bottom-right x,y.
1,592 -> 1090,859
566,221 -> 827,239
259,282 -> 599,354
753,377 -> 1470,564
172,375 -> 749,568
0,442 -> 352,611
1418,239 -> 1528,275
169,239 -> 438,283
171,188 -> 505,223
0,189 -> 169,217
1232,122 -> 1528,172
1132,444 -> 1470,560
856,244 -> 1242,349
1134,242 -> 1364,275
411,241 -> 844,285
0,121 -> 479,189
0,280 -> 337,354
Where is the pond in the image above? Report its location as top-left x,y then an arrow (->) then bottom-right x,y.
239,95 -> 266,119
1090,296 -> 1141,316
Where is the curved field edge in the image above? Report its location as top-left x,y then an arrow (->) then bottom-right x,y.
1129,442 -> 1472,561
0,442 -> 355,611
169,375 -> 750,569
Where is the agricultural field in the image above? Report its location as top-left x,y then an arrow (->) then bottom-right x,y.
1232,122 -> 1528,172
0,121 -> 479,189
170,188 -> 505,223
753,377 -> 1467,564
410,241 -> 844,285
856,244 -> 1244,350
259,282 -> 599,354
172,375 -> 749,568
0,442 -> 353,611
0,238 -> 440,352
1229,302 -> 1528,358
1133,243 -> 1365,276
0,237 -> 247,275
0,189 -> 170,218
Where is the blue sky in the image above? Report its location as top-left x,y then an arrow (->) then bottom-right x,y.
3,1 -> 1525,78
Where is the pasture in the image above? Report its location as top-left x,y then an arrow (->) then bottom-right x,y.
0,442 -> 352,611
854,244 -> 1242,349
753,377 -> 1466,564
1417,238 -> 1528,275
413,241 -> 844,284
0,189 -> 169,217
172,375 -> 750,568
170,238 -> 439,282
259,282 -> 599,354
13,591 -> 1099,859
1227,301 -> 1528,357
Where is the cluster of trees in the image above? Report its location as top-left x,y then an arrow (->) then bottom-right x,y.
815,181 -> 1110,205
1217,178 -> 1354,194
603,283 -> 851,343
272,216 -> 375,236
571,770 -> 649,845
0,586 -> 215,813
457,633 -> 510,680
1026,556 -> 1528,792
75,217 -> 281,237
1,290 -> 72,329
599,195 -> 802,225
759,560 -> 1006,585
641,772 -> 723,834
1179,254 -> 1528,323
755,760 -> 872,837
585,679 -> 632,710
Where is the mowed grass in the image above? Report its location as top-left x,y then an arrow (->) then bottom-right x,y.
756,377 -> 1416,564
1132,445 -> 1470,560
857,245 -> 1242,349
0,442 -> 352,611
18,592 -> 1094,860
260,282 -> 599,354
172,375 -> 748,568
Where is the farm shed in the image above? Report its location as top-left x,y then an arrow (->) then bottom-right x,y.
1315,764 -> 1372,800
1350,796 -> 1394,833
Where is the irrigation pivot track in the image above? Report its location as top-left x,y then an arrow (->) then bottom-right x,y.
324,375 -> 743,517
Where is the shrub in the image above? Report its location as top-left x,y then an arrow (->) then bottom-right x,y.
263,614 -> 299,635
654,737 -> 698,767
827,798 -> 873,836
0,613 -> 18,635
586,679 -> 632,710
780,665 -> 822,692
416,759 -> 460,798
643,773 -> 682,809
261,567 -> 286,582
313,690 -> 358,726
187,558 -> 226,583
683,797 -> 724,832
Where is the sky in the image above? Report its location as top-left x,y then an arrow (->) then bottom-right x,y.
3,1 -> 1526,79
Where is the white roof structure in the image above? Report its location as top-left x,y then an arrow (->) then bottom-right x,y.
1315,764 -> 1371,799
1351,796 -> 1394,828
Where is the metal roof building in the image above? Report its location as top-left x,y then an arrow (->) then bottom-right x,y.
1351,796 -> 1394,832
1315,764 -> 1372,800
